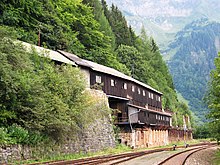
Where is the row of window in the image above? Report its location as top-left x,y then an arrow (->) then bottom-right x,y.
156,114 -> 170,121
95,75 -> 161,102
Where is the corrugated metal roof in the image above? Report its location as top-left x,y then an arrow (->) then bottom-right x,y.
19,42 -> 76,66
59,50 -> 162,94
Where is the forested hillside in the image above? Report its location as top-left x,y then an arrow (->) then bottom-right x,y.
166,18 -> 220,122
105,0 -> 220,50
0,0 -> 192,145
104,0 -> 220,125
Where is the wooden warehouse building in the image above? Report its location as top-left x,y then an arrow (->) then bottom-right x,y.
22,42 -> 192,148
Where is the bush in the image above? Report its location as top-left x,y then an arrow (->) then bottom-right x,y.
193,124 -> 211,139
0,127 -> 12,146
0,125 -> 47,146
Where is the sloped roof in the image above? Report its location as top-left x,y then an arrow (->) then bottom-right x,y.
19,42 -> 76,66
58,50 -> 91,67
59,50 -> 162,95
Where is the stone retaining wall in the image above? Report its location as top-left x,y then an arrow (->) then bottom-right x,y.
0,89 -> 115,163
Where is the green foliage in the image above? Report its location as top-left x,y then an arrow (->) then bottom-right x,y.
167,20 -> 220,123
115,27 -> 193,126
206,53 -> 220,140
0,127 -> 11,146
103,2 -> 136,47
0,0 -> 115,58
0,125 -> 46,146
0,0 -> 194,143
213,149 -> 220,165
0,30 -> 96,143
83,0 -> 116,49
193,124 -> 211,139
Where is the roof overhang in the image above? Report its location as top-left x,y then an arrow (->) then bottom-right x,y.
107,95 -> 129,101
127,103 -> 172,117
18,41 -> 77,66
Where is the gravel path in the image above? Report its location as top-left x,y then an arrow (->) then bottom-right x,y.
116,146 -> 219,165
118,148 -> 186,165
185,146 -> 219,165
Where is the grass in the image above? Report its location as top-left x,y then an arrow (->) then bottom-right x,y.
13,139 -> 214,164
213,148 -> 220,165
13,144 -> 132,164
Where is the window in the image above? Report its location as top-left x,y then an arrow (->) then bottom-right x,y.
143,90 -> 145,96
96,75 -> 101,83
111,79 -> 115,86
132,85 -> 135,92
151,93 -> 154,99
123,83 -> 127,89
156,114 -> 158,119
156,95 -> 161,102
148,92 -> 151,98
138,88 -> 141,94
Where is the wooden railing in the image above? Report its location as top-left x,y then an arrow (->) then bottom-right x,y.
115,117 -> 129,123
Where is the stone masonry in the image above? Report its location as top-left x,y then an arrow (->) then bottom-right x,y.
0,89 -> 115,163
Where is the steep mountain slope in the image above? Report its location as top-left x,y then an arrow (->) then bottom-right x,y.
106,0 -> 220,50
0,0 -> 190,125
105,0 -> 220,123
166,19 -> 220,122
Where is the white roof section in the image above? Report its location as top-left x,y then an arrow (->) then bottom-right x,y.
59,50 -> 162,95
19,41 -> 76,66
128,104 -> 172,116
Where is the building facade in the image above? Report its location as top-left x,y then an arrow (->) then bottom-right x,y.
23,42 -> 192,148
58,50 -> 189,148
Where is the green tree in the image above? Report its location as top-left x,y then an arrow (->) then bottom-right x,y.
0,30 -> 96,142
206,53 -> 220,140
82,0 -> 116,49
102,2 -> 136,47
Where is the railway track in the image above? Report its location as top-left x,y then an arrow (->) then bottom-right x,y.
28,142 -> 216,165
158,144 -> 216,165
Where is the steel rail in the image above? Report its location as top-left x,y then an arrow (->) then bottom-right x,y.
28,142 -> 216,165
158,144 -> 216,165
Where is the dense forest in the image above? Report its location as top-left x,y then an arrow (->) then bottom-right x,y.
0,0 -> 192,146
166,18 -> 220,123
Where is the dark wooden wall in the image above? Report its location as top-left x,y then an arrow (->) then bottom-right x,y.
138,111 -> 170,126
90,71 -> 162,110
89,70 -> 172,126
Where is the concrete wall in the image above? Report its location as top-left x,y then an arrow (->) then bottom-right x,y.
119,127 -> 169,148
81,68 -> 90,88
168,129 -> 193,143
118,126 -> 192,149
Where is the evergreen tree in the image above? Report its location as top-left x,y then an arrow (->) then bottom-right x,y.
82,0 -> 116,49
102,1 -> 136,48
206,53 -> 220,140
